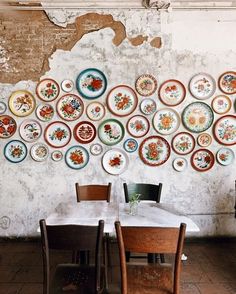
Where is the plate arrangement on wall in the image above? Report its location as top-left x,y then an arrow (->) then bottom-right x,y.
57,94 -> 84,121
189,73 -> 216,100
65,145 -> 89,169
44,121 -> 71,148
4,140 -> 27,163
127,115 -> 150,138
102,148 -> 129,175
98,119 -> 125,146
158,79 -> 186,106
218,71 -> 236,95
153,108 -> 180,135
19,119 -> 42,142
135,74 -> 157,96
9,90 -> 36,117
36,78 -> 60,102
191,149 -> 215,172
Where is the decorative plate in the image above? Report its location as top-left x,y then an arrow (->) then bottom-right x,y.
19,119 -> 42,142
189,73 -> 216,100
171,132 -> 195,155
135,74 -> 157,96
182,102 -> 214,133
65,145 -> 89,169
61,79 -> 74,93
98,119 -> 125,146
158,79 -> 186,106
106,85 -> 138,117
0,101 -> 7,114
213,115 -> 236,146
86,102 -> 105,121
123,138 -> 138,153
36,78 -> 60,102
140,98 -> 157,115
127,115 -> 150,138
56,94 -> 84,121
216,147 -> 235,166
4,140 -> 27,163
153,108 -> 180,135
73,121 -> 96,144
139,136 -> 171,166
191,149 -> 215,172
51,150 -> 63,162
218,71 -> 236,94
9,90 -> 35,117
211,95 -> 232,114
30,143 -> 49,162
197,133 -> 212,147
102,148 -> 129,175
0,115 -> 17,138
44,121 -> 71,148
36,104 -> 54,122
76,68 -> 107,99
90,143 -> 103,156
173,157 -> 188,172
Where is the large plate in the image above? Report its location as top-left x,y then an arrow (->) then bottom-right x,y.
182,102 -> 214,133
216,147 -> 235,166
153,108 -> 180,135
213,115 -> 236,146
73,121 -> 96,144
191,149 -> 215,172
76,68 -> 107,99
189,73 -> 216,100
139,136 -> 171,166
171,132 -> 195,155
127,115 -> 150,138
158,79 -> 186,106
86,102 -> 105,121
98,119 -> 125,146
211,95 -> 232,114
4,140 -> 27,163
36,104 -> 54,122
36,78 -> 60,102
0,115 -> 17,139
56,94 -> 84,121
65,145 -> 89,169
44,121 -> 71,148
9,90 -> 35,117
30,143 -> 49,162
218,71 -> 236,95
102,148 -> 129,175
135,74 -> 157,96
19,119 -> 42,142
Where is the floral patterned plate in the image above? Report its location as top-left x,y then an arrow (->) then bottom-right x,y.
0,101 -> 7,114
19,119 -> 42,142
106,85 -> 138,117
140,98 -> 157,115
65,145 -> 89,169
36,104 -> 54,122
44,121 -> 71,148
139,136 -> 171,166
98,119 -> 125,146
90,143 -> 103,156
9,90 -> 36,117
4,140 -> 27,163
30,143 -> 49,162
218,71 -> 236,95
102,148 -> 129,175
173,157 -> 188,172
0,115 -> 17,138
61,79 -> 74,93
73,121 -> 96,144
76,68 -> 107,99
127,115 -> 150,138
51,150 -> 63,162
153,108 -> 180,135
135,74 -> 157,96
189,73 -> 216,100
36,78 -> 60,102
191,149 -> 215,172
211,95 -> 232,114
216,147 -> 235,166
123,138 -> 138,153
86,102 -> 105,121
56,94 -> 84,121
158,79 -> 186,106
171,132 -> 195,155
182,102 -> 214,133
197,133 -> 212,147
213,115 -> 236,146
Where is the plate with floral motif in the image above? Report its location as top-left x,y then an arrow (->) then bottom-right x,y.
127,115 -> 150,138
171,132 -> 195,155
140,99 -> 157,115
197,133 -> 212,147
0,115 -> 17,139
98,119 -> 125,146
153,108 -> 180,135
76,68 -> 107,99
51,150 -> 63,162
4,140 -> 27,163
189,73 -> 216,100
44,121 -> 71,148
191,149 -> 215,172
73,121 -> 96,144
86,102 -> 105,121
56,94 -> 84,121
61,79 -> 74,93
135,74 -> 157,96
65,145 -> 89,169
182,102 -> 214,133
36,104 -> 54,122
216,147 -> 235,166
123,138 -> 138,153
9,90 -> 36,117
19,119 -> 42,142
173,157 -> 188,172
102,148 -> 129,175
211,95 -> 232,114
90,143 -> 103,156
159,79 -> 186,106
0,101 -> 7,114
139,136 -> 171,166
36,78 -> 60,102
213,115 -> 236,146
30,143 -> 49,162
218,71 -> 236,94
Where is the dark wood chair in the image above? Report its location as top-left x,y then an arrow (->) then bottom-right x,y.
75,183 -> 112,202
40,219 -> 105,294
115,221 -> 186,294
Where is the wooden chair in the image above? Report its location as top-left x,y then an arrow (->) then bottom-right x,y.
40,219 -> 105,294
75,183 -> 112,202
115,221 -> 186,294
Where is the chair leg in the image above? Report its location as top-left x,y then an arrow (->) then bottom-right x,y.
125,251 -> 130,262
147,253 -> 156,263
160,253 -> 165,263
103,235 -> 109,291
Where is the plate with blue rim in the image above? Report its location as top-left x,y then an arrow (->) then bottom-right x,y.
4,140 -> 27,163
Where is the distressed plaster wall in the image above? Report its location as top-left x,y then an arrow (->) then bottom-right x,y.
0,9 -> 236,237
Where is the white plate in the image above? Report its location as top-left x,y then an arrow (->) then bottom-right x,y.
102,148 -> 129,175
216,147 -> 235,166
61,79 -> 74,92
173,157 -> 188,172
30,143 -> 49,162
19,119 -> 42,142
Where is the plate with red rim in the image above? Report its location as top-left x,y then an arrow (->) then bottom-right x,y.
51,150 -> 63,162
127,115 -> 150,138
65,145 -> 89,169
213,115 -> 236,146
189,73 -> 216,100
211,95 -> 232,114
73,121 -> 96,144
158,79 -> 186,106
171,132 -> 195,155
218,71 -> 236,95
30,143 -> 49,162
0,115 -> 17,139
102,148 -> 129,175
44,121 -> 71,148
19,119 -> 42,143
153,108 -> 180,135
173,157 -> 188,172
191,149 -> 215,172
216,147 -> 235,166
4,140 -> 27,163
9,90 -> 36,117
36,78 -> 60,102
57,94 -> 84,121
197,133 -> 212,147
86,102 -> 106,121
36,104 -> 54,122
61,79 -> 74,93
135,74 -> 157,96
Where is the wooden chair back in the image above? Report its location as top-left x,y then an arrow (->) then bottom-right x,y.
75,183 -> 112,202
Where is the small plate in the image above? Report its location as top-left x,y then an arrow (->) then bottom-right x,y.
171,132 -> 195,155
123,138 -> 138,153
127,115 -> 150,138
102,148 -> 129,175
189,73 -> 216,100
73,121 -> 96,144
65,145 -> 89,169
36,104 -> 54,122
216,147 -> 235,166
211,95 -> 232,114
51,150 -> 63,162
213,115 -> 236,146
0,101 -> 7,114
90,143 -> 103,156
153,108 -> 180,135
173,157 -> 188,172
218,71 -> 236,94
4,140 -> 27,163
191,149 -> 215,172
30,143 -> 49,162
140,98 -> 157,115
44,121 -> 71,148
56,94 -> 84,121
197,133 -> 212,147
9,90 -> 36,117
98,119 -> 125,146
0,115 -> 17,139
61,79 -> 74,92
135,74 -> 157,96
158,79 -> 186,106
36,78 -> 60,102
86,102 -> 106,121
19,119 -> 42,142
